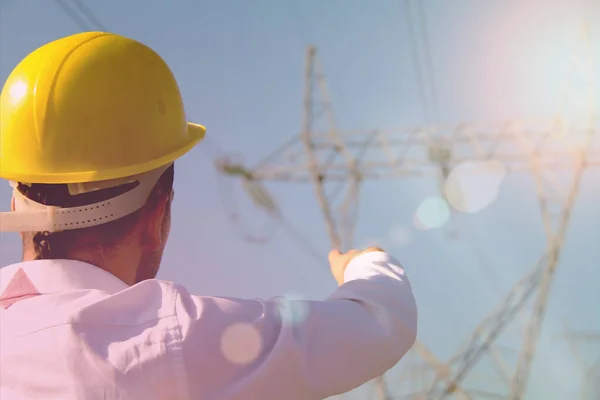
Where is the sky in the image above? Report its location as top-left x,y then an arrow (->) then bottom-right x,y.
1,0 -> 599,399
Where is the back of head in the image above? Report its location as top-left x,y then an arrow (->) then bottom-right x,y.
18,165 -> 174,261
0,32 -> 206,280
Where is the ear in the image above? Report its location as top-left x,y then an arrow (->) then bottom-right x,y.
141,192 -> 170,251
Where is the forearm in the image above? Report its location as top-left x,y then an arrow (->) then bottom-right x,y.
293,250 -> 418,396
177,251 -> 417,400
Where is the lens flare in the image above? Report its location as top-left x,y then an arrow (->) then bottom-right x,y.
445,160 -> 507,214
414,196 -> 451,230
220,322 -> 263,366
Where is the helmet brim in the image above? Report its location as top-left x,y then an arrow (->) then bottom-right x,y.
0,122 -> 206,185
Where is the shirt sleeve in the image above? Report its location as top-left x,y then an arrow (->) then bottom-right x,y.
173,251 -> 417,400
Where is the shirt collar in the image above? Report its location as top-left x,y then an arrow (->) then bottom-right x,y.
0,259 -> 129,295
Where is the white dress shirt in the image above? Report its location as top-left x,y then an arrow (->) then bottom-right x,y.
0,251 -> 417,400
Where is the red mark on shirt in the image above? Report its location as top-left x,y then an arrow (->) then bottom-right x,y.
0,268 -> 40,309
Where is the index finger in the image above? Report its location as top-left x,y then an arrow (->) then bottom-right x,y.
362,246 -> 385,253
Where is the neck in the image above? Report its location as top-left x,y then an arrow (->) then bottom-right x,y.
22,244 -> 140,286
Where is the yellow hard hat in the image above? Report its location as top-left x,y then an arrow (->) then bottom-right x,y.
0,31 -> 205,184
0,32 -> 206,233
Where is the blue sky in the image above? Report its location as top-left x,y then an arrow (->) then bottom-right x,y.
1,0 -> 599,398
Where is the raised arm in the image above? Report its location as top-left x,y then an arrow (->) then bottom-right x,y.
174,250 -> 417,400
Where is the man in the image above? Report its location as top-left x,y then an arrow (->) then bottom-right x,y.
0,32 -> 417,400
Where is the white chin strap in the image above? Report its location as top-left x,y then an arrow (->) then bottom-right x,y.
0,165 -> 170,233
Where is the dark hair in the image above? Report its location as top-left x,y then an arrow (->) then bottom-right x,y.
18,165 -> 175,260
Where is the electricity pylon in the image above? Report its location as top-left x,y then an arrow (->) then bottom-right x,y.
216,23 -> 597,399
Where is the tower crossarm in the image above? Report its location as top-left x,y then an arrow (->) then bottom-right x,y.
218,121 -> 600,183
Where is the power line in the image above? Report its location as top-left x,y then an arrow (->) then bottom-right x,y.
403,0 -> 431,123
415,0 -> 441,122
53,0 -> 92,31
71,0 -> 107,31
53,0 -> 106,32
